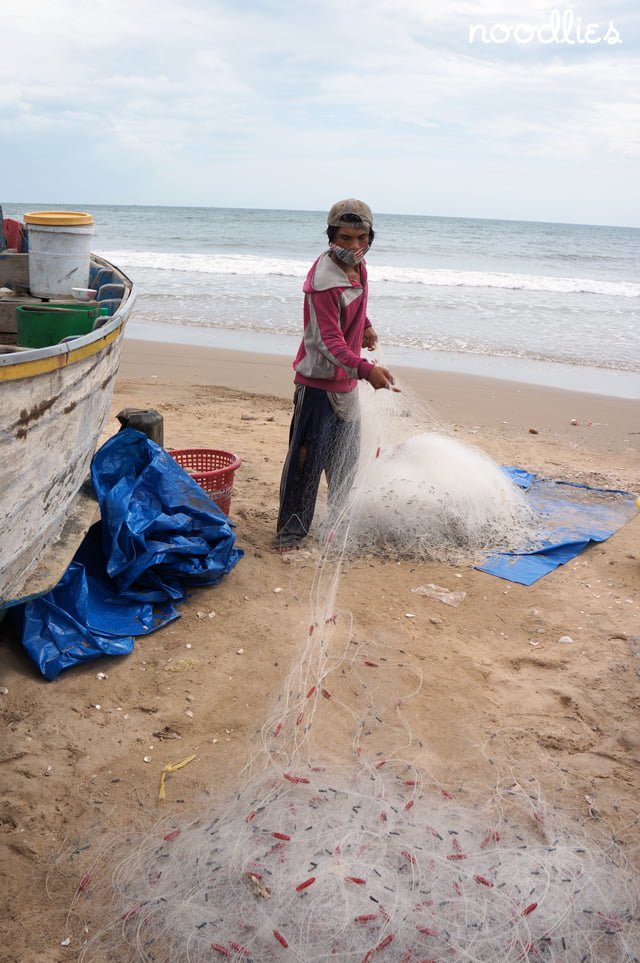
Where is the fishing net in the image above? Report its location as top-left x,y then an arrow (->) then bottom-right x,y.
76,768 -> 639,962
69,379 -> 638,962
319,383 -> 537,564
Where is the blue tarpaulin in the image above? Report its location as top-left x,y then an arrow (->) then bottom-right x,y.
16,430 -> 243,679
477,467 -> 637,585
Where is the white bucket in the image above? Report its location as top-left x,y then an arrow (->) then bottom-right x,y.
25,213 -> 95,298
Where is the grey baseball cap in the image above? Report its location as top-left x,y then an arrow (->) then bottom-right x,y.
327,198 -> 373,229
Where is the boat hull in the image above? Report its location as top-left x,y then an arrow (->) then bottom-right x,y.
0,260 -> 136,607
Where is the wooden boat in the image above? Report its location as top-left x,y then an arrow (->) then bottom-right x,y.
0,252 -> 137,608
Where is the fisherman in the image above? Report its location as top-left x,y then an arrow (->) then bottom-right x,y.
274,198 -> 395,551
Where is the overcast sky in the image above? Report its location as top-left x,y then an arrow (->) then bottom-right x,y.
3,1 -> 639,226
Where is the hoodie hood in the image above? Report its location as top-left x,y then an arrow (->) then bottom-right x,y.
303,250 -> 365,293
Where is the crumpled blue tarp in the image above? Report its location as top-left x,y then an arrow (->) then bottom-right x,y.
477,467 -> 637,585
16,429 -> 243,679
93,429 -> 242,600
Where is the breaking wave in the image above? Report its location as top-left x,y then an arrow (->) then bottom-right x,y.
98,250 -> 640,298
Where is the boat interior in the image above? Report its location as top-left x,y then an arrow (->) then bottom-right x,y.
1,219 -> 131,356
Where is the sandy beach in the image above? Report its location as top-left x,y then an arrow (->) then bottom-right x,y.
1,339 -> 639,961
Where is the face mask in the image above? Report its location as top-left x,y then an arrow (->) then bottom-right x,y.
330,243 -> 369,266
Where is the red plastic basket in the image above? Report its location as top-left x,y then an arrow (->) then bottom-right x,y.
170,448 -> 241,516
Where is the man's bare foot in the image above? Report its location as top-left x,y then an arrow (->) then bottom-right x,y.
272,534 -> 304,553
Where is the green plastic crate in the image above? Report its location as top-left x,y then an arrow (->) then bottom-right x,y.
16,303 -> 98,349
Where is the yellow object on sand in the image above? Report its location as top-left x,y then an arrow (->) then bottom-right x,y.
159,753 -> 197,801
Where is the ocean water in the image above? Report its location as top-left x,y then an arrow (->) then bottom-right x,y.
5,203 -> 639,394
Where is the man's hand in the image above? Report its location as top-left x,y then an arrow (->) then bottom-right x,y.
362,326 -> 378,351
367,364 -> 398,391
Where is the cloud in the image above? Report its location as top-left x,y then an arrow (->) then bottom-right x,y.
1,0 -> 639,222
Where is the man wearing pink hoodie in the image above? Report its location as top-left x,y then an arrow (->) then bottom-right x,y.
274,199 -> 395,551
